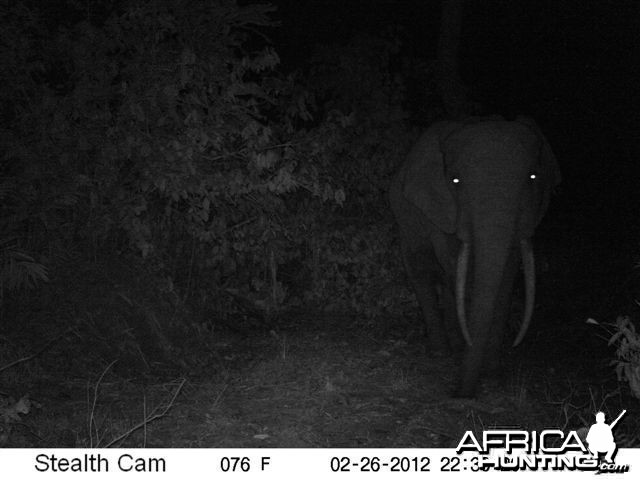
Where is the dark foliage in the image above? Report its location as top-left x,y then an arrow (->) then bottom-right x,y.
0,0 -> 414,352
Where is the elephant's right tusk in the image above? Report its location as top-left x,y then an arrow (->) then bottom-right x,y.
513,239 -> 536,346
456,241 -> 472,346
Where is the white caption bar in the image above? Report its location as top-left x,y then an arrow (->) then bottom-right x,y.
0,448 -> 638,479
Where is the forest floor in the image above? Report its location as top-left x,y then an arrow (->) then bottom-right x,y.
2,203 -> 640,448
2,301 -> 638,448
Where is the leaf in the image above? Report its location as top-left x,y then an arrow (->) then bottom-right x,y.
608,330 -> 623,346
14,396 -> 31,415
2,396 -> 31,423
130,103 -> 146,122
0,248 -> 49,290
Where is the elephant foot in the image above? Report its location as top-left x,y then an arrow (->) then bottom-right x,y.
425,335 -> 451,358
426,346 -> 450,358
453,383 -> 477,398
447,334 -> 465,354
454,368 -> 509,398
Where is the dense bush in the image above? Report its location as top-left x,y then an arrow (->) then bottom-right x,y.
1,0 -> 415,335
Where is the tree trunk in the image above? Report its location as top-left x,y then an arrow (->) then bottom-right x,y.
437,0 -> 469,118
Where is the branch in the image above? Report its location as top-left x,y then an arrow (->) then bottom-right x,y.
104,379 -> 187,448
0,331 -> 67,374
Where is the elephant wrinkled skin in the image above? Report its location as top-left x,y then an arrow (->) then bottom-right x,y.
389,116 -> 561,397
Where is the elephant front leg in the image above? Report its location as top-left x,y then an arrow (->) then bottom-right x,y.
417,279 -> 449,357
402,245 -> 449,357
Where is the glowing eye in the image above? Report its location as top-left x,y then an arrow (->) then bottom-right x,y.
530,174 -> 537,180
452,177 -> 460,184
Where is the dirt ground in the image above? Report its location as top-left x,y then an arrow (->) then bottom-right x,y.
2,202 -> 639,448
151,317 -> 552,448
3,303 -> 637,448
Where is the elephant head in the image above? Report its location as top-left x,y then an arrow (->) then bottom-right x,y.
397,115 -> 560,397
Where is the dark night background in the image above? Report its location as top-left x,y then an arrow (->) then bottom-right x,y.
271,0 -> 638,211
1,0 -> 639,448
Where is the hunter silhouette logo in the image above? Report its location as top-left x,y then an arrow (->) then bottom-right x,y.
586,410 -> 626,464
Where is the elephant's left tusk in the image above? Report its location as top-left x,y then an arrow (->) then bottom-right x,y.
456,241 -> 472,346
513,239 -> 536,346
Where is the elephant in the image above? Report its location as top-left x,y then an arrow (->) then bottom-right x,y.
389,115 -> 561,397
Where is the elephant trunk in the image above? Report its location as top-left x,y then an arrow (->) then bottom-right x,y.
454,236 -> 537,348
457,232 -> 513,396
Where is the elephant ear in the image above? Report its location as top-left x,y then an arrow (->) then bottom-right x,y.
516,116 -> 562,220
401,122 -> 460,233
